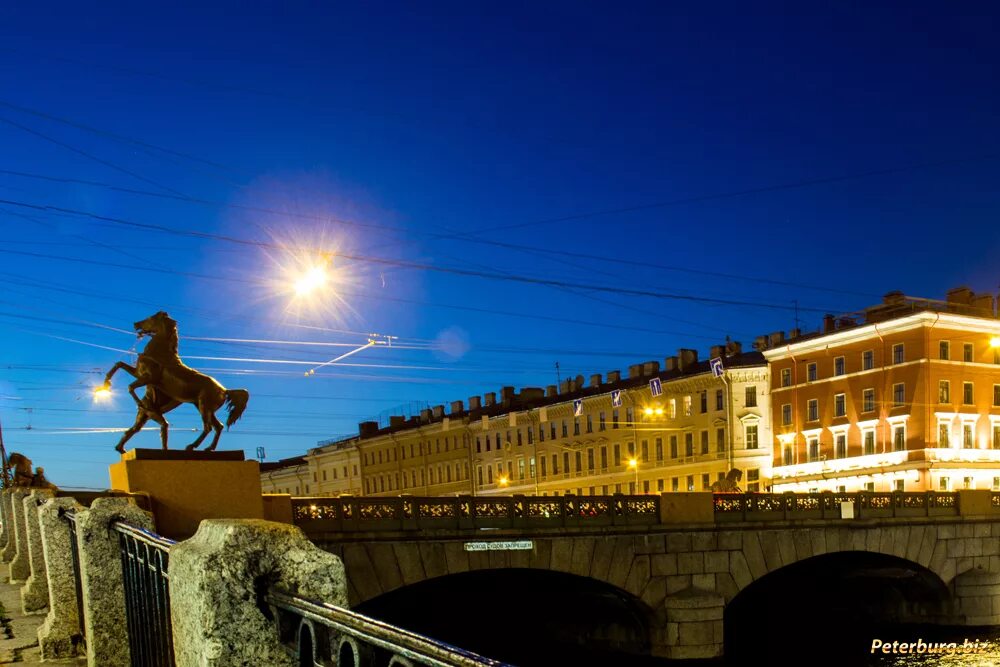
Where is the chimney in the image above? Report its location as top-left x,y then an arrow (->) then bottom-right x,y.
664,356 -> 679,371
971,293 -> 995,316
788,329 -> 801,341
484,392 -> 496,407
884,290 -> 907,306
575,375 -> 584,391
546,385 -> 558,397
710,345 -> 726,359
769,331 -> 785,347
520,387 -> 544,401
358,421 -> 379,438
641,361 -> 660,376
753,335 -> 769,351
450,400 -> 464,414
606,370 -> 621,384
389,415 -> 405,429
468,395 -> 482,410
725,340 -> 743,356
500,386 -> 516,403
836,316 -> 855,330
419,408 -> 432,423
822,314 -> 835,333
432,405 -> 445,419
628,364 -> 643,379
677,349 -> 698,371
590,373 -> 602,388
560,379 -> 571,394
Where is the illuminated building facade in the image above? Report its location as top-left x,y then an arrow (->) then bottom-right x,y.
765,288 -> 1000,493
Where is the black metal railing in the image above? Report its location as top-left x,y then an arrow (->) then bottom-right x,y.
114,521 -> 176,667
713,491 -> 961,521
267,588 -> 512,666
291,494 -> 659,533
63,511 -> 86,650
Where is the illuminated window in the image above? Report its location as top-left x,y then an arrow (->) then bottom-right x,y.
863,388 -> 875,413
686,475 -> 694,492
939,476 -> 951,491
862,350 -> 874,370
893,424 -> 906,451
964,382 -> 974,405
994,426 -> 1000,450
807,363 -> 817,382
834,393 -> 846,417
668,399 -> 677,419
671,477 -> 679,492
834,356 -> 845,376
964,343 -> 974,362
963,424 -> 974,449
894,479 -> 904,492
834,433 -> 847,459
701,473 -> 710,490
781,368 -> 792,387
745,386 -> 757,407
893,383 -> 905,406
864,482 -> 875,492
747,468 -> 760,492
782,403 -> 792,425
939,380 -> 951,403
783,444 -> 794,466
940,340 -> 950,360
745,424 -> 758,450
893,343 -> 905,364
993,477 -> 1000,491
683,396 -> 692,416
939,422 -> 951,448
807,399 -> 819,422
964,476 -> 974,490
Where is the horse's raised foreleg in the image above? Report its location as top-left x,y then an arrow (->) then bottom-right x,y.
103,361 -> 138,388
115,413 -> 150,454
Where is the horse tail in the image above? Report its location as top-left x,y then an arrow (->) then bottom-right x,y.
224,389 -> 250,429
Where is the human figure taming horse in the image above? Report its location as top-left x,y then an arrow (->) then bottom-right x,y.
101,311 -> 249,453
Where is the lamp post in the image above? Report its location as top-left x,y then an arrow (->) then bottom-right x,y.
628,458 -> 639,493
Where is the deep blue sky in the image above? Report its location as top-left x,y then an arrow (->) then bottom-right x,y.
1,2 -> 999,488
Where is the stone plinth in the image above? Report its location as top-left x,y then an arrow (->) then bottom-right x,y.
109,449 -> 263,540
77,497 -> 155,667
169,519 -> 347,667
654,589 -> 724,660
0,489 -> 13,551
8,488 -> 33,582
38,497 -> 86,659
21,489 -> 56,613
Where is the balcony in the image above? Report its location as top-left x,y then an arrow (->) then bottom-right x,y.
771,450 -> 910,480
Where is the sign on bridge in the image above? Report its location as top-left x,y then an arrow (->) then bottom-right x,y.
463,540 -> 533,552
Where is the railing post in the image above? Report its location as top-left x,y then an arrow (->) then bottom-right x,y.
168,519 -> 347,667
37,497 -> 86,659
75,497 -> 155,667
8,487 -> 33,582
21,488 -> 56,613
0,489 -> 13,552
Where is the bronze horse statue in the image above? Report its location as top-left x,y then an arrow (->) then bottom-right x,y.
710,468 -> 743,493
5,452 -> 58,490
101,311 -> 249,453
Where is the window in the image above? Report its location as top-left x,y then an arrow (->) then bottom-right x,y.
671,477 -> 679,492
939,380 -> 951,403
783,444 -> 794,466
587,448 -> 595,471
835,433 -> 847,459
963,423 -> 974,449
863,430 -> 875,456
964,343 -> 974,362
701,473 -> 710,491
567,452 -> 574,474
994,385 -> 1000,407
994,425 -> 1000,450
964,382 -> 974,405
807,362 -> 817,382
477,467 -> 484,485
573,419 -> 580,436
745,386 -> 757,408
807,437 -> 820,462
834,356 -> 845,376
562,421 -> 568,437
626,407 -> 633,424
527,428 -> 533,445
668,399 -> 676,419
585,416 -> 593,433
685,433 -> 694,457
655,438 -> 663,461
893,383 -> 905,406
600,446 -> 608,469
700,430 -> 709,454
641,440 -> 649,462
612,409 -> 619,429
516,431 -> 522,446
863,482 -> 875,492
613,444 -> 621,465
895,479 -> 905,492
863,388 -> 875,413
807,399 -> 818,422
893,424 -> 906,451
781,368 -> 792,387
700,391 -> 708,414
781,403 -> 792,426
657,479 -> 664,492
716,428 -> 726,452
552,454 -> 559,475
892,343 -> 905,364
964,476 -> 974,490
940,341 -> 950,360
683,396 -> 692,416
745,424 -> 758,450
599,412 -> 606,431
834,393 -> 846,417
939,422 -> 951,448
670,436 -> 678,458
994,477 -> 1000,491
939,476 -> 951,491
716,389 -> 724,411
540,456 -> 547,477
686,475 -> 695,492
862,350 -> 874,370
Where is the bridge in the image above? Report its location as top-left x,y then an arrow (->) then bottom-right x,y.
290,491 -> 1000,661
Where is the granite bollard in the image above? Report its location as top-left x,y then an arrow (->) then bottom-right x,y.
0,489 -> 13,552
8,487 -> 33,582
21,488 -> 56,613
169,519 -> 348,667
37,497 -> 86,659
77,497 -> 155,667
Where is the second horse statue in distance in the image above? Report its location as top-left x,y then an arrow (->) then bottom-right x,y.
101,311 -> 250,454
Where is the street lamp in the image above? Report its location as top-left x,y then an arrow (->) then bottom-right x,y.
990,336 -> 1000,349
628,458 -> 639,493
498,475 -> 510,489
93,384 -> 112,402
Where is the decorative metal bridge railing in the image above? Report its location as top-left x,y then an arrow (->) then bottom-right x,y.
713,491 -> 961,522
114,521 -> 176,667
291,494 -> 660,532
267,589 -> 511,667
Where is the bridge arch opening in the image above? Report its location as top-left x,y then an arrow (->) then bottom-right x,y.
355,568 -> 655,666
725,551 -> 952,664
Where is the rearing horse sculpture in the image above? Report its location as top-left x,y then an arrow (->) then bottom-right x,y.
101,311 -> 250,453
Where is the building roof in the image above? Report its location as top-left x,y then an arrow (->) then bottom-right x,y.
259,456 -> 307,473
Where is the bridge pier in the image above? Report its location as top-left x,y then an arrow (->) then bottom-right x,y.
651,590 -> 724,660
952,570 -> 1000,626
